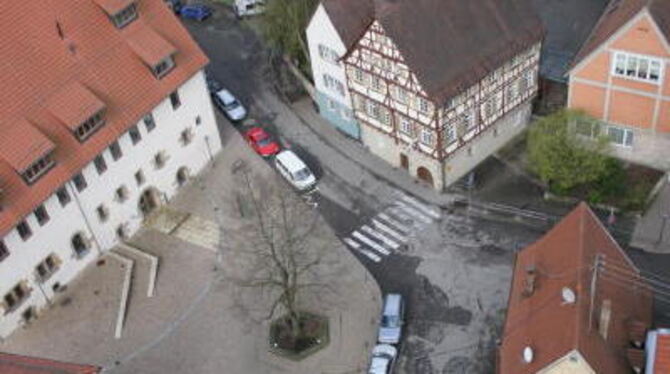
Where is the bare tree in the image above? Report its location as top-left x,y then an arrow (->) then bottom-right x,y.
224,167 -> 336,343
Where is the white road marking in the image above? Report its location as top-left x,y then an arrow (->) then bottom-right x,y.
400,194 -> 441,219
362,225 -> 400,249
352,231 -> 391,255
372,219 -> 407,243
357,248 -> 382,262
395,201 -> 434,224
379,211 -> 412,230
343,237 -> 361,249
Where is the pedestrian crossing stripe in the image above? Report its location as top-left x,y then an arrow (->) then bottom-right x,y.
372,219 -> 406,243
352,231 -> 391,255
362,225 -> 400,249
394,201 -> 433,224
400,194 -> 441,219
376,213 -> 410,233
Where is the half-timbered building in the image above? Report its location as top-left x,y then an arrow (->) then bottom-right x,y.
328,0 -> 544,190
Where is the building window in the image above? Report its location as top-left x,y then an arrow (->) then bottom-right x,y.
111,3 -> 138,29
418,98 -> 429,113
0,240 -> 8,262
607,126 -> 634,147
195,115 -> 202,126
152,56 -> 176,79
115,186 -> 129,203
371,76 -> 382,92
154,151 -> 168,169
35,254 -> 60,282
575,119 -> 601,138
443,124 -> 457,144
116,224 -> 129,241
366,100 -> 380,120
143,113 -> 156,132
612,52 -> 662,83
135,170 -> 145,186
180,128 -> 194,146
22,153 -> 55,185
462,111 -> 475,131
128,125 -> 142,145
3,282 -> 30,312
17,220 -> 32,241
109,141 -> 123,161
420,129 -> 434,145
399,117 -> 413,135
396,86 -> 408,104
318,44 -> 339,65
323,74 -> 345,97
354,68 -> 365,83
71,233 -> 90,258
74,111 -> 105,141
170,91 -> 181,110
34,205 -> 50,226
382,108 -> 391,125
72,173 -> 87,192
97,204 -> 109,222
56,187 -> 71,207
94,155 -> 107,175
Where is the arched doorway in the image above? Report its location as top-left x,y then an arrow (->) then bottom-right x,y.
138,188 -> 161,217
176,166 -> 190,187
417,167 -> 434,187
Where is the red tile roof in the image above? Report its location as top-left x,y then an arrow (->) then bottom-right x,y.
0,119 -> 55,172
92,0 -> 135,15
126,21 -> 177,67
499,203 -> 653,374
0,0 -> 208,235
45,82 -> 106,131
0,352 -> 99,374
572,0 -> 670,69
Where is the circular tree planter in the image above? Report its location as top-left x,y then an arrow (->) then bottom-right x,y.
269,312 -> 329,361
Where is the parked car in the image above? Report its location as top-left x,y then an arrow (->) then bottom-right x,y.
234,0 -> 265,18
212,88 -> 247,122
378,293 -> 404,344
244,127 -> 280,157
368,344 -> 397,374
179,4 -> 212,21
274,150 -> 317,191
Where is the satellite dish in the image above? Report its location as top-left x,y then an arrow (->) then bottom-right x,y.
562,287 -> 576,304
523,347 -> 534,363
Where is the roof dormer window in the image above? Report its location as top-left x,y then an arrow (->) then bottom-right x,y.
75,110 -> 106,142
152,55 -> 176,79
21,153 -> 55,185
111,3 -> 138,29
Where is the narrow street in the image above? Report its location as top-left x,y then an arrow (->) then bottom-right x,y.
183,4 -> 670,372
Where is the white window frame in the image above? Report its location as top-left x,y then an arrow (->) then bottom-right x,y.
420,129 -> 434,146
611,51 -> 663,84
399,117 -> 413,135
606,125 -> 634,148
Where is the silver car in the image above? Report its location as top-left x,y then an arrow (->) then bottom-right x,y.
213,88 -> 247,122
368,344 -> 397,374
378,294 -> 404,344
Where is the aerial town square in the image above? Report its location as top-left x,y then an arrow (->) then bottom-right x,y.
1,0 -> 670,373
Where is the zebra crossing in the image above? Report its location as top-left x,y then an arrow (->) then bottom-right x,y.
343,193 -> 441,263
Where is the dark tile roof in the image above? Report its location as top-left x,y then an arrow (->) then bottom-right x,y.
573,0 -> 670,69
328,0 -> 543,103
531,0 -> 610,82
322,0 -> 374,50
499,203 -> 653,373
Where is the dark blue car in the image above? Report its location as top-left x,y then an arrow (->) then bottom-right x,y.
180,4 -> 212,21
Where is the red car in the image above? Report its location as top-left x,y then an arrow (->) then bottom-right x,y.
244,127 -> 280,156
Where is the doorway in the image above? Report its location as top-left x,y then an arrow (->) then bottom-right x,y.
400,153 -> 409,170
417,167 -> 434,187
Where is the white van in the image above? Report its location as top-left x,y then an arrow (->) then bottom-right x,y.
234,0 -> 265,18
274,150 -> 316,191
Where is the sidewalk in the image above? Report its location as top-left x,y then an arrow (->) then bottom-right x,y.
632,174 -> 670,253
1,128 -> 381,374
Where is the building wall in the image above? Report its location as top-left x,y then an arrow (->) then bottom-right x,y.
306,4 -> 360,138
443,102 -> 532,187
0,70 -> 222,339
568,11 -> 670,170
344,19 -> 539,190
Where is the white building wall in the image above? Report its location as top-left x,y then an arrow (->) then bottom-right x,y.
0,70 -> 222,339
306,4 -> 352,109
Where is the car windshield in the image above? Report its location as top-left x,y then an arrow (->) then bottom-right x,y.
256,137 -> 272,147
225,100 -> 240,110
381,315 -> 399,328
292,168 -> 311,181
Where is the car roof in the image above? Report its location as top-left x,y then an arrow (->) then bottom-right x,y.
383,294 -> 402,315
276,150 -> 307,172
246,127 -> 267,138
215,89 -> 235,103
369,357 -> 390,374
372,344 -> 397,358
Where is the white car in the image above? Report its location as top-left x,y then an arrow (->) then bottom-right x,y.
368,344 -> 397,374
274,150 -> 317,191
234,0 -> 265,18
213,88 -> 247,122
